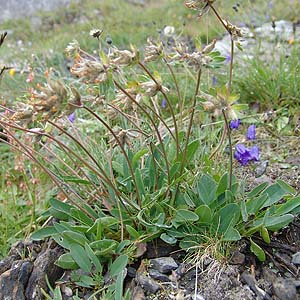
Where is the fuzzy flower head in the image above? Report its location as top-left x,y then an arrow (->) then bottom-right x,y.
144,38 -> 163,63
139,80 -> 169,97
89,29 -> 103,39
65,40 -> 80,58
234,144 -> 259,166
109,46 -> 138,67
222,19 -> 248,41
29,80 -> 68,122
70,55 -> 108,84
199,86 -> 246,119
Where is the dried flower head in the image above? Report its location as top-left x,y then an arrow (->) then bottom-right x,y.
108,128 -> 139,148
109,46 -> 138,66
70,55 -> 108,84
89,29 -> 103,39
10,103 -> 33,125
144,38 -> 163,62
111,88 -> 141,113
140,80 -> 169,97
222,20 -> 247,40
29,80 -> 68,121
171,40 -> 214,69
198,86 -> 241,119
65,40 -> 80,58
184,0 -> 216,16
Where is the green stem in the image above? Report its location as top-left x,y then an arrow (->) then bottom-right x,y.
138,61 -> 180,158
221,109 -> 233,190
179,68 -> 202,175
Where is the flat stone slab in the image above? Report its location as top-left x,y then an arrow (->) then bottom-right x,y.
0,0 -> 78,23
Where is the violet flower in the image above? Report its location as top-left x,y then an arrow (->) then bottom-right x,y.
247,124 -> 256,140
68,112 -> 76,123
229,119 -> 241,130
234,144 -> 259,166
162,99 -> 167,109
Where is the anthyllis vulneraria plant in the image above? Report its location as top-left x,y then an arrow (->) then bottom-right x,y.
0,1 -> 300,297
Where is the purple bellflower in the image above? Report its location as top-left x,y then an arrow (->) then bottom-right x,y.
229,119 -> 241,130
234,144 -> 259,166
247,124 -> 256,140
162,99 -> 167,109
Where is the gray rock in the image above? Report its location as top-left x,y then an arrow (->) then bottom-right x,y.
135,273 -> 160,294
255,20 -> 294,42
148,268 -> 170,282
0,255 -> 20,275
272,278 -> 297,300
291,251 -> 300,265
230,250 -> 246,265
150,257 -> 178,274
25,246 -> 64,299
0,260 -> 33,300
0,0 -> 79,24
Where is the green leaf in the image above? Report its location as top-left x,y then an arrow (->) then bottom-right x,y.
31,226 -> 57,241
116,240 -> 131,254
110,255 -> 128,278
70,244 -> 92,272
250,239 -> 266,262
132,148 -> 148,169
179,140 -> 199,166
173,209 -> 199,224
197,174 -> 217,205
55,253 -> 79,270
264,214 -> 294,231
262,183 -> 288,207
160,233 -> 177,245
126,225 -> 140,239
70,208 -> 94,227
135,168 -> 146,196
260,227 -> 270,244
85,243 -> 102,273
170,162 -> 181,181
247,182 -> 268,198
195,205 -> 212,224
50,198 -> 73,215
90,239 -> 118,256
276,179 -> 296,195
216,173 -> 229,195
222,227 -> 241,241
218,203 -> 240,234
62,231 -> 89,246
246,193 -> 269,215
115,270 -> 126,300
53,286 -> 63,300
274,196 -> 300,215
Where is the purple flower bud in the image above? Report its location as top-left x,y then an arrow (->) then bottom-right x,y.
246,124 -> 256,140
162,99 -> 167,109
68,112 -> 76,123
229,119 -> 241,130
